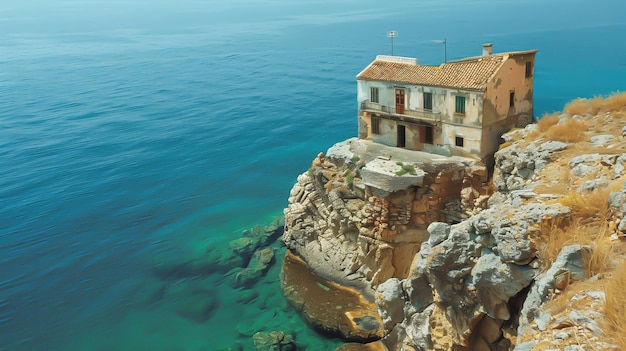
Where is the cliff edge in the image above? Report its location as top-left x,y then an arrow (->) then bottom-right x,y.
282,93 -> 626,350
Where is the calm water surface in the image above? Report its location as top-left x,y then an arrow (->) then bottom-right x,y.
1,0 -> 625,349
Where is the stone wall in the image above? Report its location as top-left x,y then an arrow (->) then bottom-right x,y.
283,141 -> 489,292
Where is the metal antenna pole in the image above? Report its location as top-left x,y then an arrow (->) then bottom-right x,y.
432,38 -> 447,63
388,31 -> 397,56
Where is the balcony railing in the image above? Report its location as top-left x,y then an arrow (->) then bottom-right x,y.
361,102 -> 442,124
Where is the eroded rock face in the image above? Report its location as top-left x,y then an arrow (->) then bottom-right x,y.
283,139 -> 488,294
283,113 -> 626,351
379,200 -> 569,351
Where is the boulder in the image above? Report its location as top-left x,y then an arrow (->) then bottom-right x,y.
427,222 -> 450,246
231,247 -> 275,287
375,278 -> 405,331
470,253 -> 537,319
517,245 -> 589,336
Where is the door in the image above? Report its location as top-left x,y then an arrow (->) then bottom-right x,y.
418,126 -> 434,145
395,89 -> 405,114
397,125 -> 406,148
425,126 -> 433,144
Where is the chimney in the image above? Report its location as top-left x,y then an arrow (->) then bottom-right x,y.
482,43 -> 493,56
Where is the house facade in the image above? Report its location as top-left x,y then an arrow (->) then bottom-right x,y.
356,43 -> 537,165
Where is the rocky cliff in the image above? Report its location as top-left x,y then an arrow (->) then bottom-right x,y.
282,94 -> 626,351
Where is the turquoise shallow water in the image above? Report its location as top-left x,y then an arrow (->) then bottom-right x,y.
1,0 -> 625,349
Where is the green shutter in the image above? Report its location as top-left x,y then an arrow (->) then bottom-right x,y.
455,96 -> 466,114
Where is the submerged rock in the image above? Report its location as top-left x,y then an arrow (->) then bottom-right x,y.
252,331 -> 295,351
174,296 -> 217,323
281,251 -> 384,342
335,341 -> 386,351
232,247 -> 276,288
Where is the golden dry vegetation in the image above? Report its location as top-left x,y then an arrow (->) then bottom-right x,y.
563,92 -> 626,115
511,92 -> 626,349
603,263 -> 626,349
526,92 -> 626,144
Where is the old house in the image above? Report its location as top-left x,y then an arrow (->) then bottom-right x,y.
356,43 -> 537,165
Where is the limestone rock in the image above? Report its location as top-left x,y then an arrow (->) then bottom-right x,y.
252,331 -> 295,351
590,134 -> 614,145
494,139 -> 567,192
470,253 -> 537,319
375,278 -> 405,331
426,222 -> 450,246
518,245 -> 589,336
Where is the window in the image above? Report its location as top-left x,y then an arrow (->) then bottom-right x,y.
371,117 -> 381,134
423,92 -> 433,110
525,61 -> 533,78
370,87 -> 379,103
455,136 -> 464,147
509,91 -> 515,107
455,96 -> 466,115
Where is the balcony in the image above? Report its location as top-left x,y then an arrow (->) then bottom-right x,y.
361,102 -> 442,125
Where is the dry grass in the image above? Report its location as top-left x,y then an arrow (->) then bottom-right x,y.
601,92 -> 626,111
537,185 -> 617,270
545,119 -> 588,143
583,228 -> 613,278
589,96 -> 604,115
538,219 -> 587,269
559,188 -> 612,223
603,263 -> 626,349
561,92 -> 626,116
533,182 -> 570,196
528,114 -> 588,143
537,218 -> 612,275
564,98 -> 591,116
545,287 -> 575,315
536,113 -> 560,132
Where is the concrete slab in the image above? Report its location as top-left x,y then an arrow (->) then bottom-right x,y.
328,138 -> 478,167
327,138 -> 480,195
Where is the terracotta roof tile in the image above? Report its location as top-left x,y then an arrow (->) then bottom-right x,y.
357,55 -> 507,91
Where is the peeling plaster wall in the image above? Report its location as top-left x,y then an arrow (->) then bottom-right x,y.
483,54 -> 534,124
439,89 -> 482,125
481,52 -> 536,163
358,78 -> 488,157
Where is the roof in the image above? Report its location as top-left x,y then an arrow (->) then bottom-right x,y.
356,50 -> 536,91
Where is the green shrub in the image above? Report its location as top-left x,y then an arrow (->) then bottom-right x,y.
394,163 -> 417,176
346,172 -> 355,189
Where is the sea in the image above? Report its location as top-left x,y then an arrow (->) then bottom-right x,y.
1,0 -> 625,350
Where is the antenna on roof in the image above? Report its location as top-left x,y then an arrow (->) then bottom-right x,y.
388,31 -> 397,56
432,38 -> 447,63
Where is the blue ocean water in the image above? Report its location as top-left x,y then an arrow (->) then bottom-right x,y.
1,0 -> 625,350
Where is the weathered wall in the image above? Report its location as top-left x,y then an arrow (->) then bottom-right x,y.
358,78 -> 486,157
480,52 -> 535,162
483,53 -> 535,125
